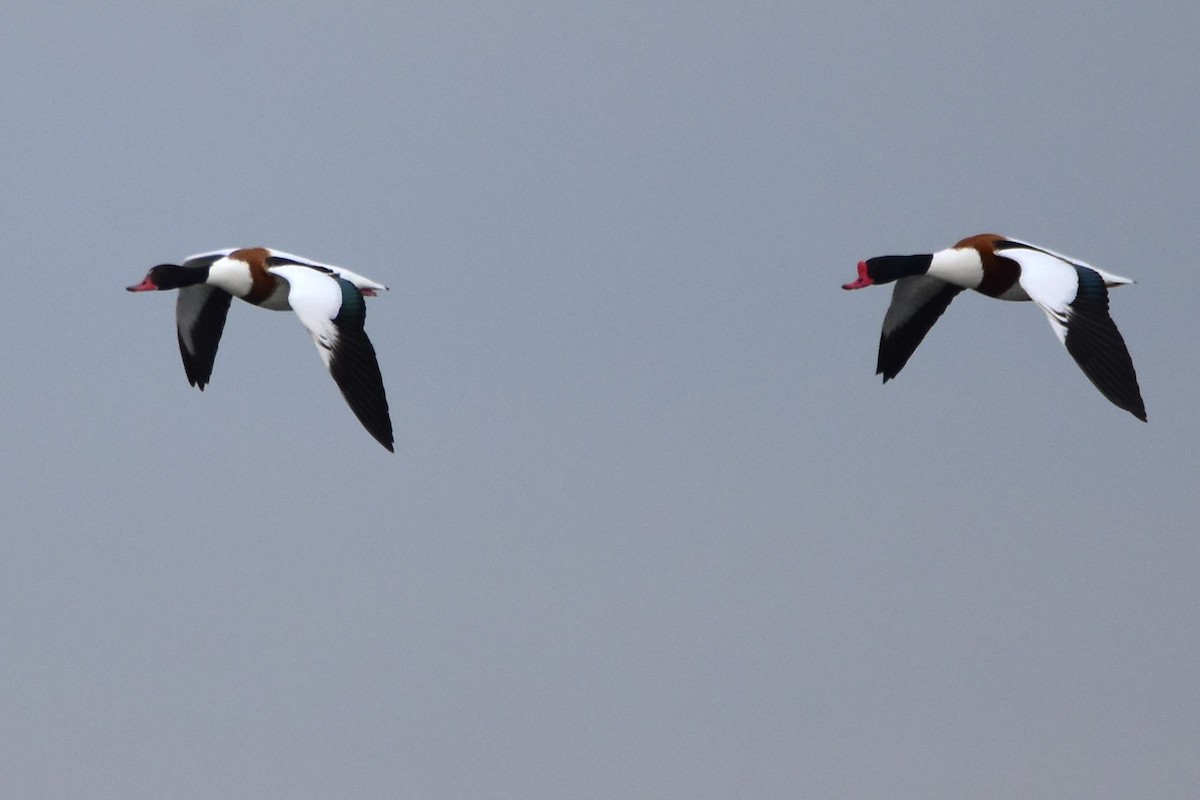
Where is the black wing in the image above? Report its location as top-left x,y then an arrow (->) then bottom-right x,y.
877,276 -> 963,382
175,285 -> 233,390
1063,267 -> 1147,421
328,282 -> 394,451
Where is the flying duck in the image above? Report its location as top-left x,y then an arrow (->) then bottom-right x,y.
128,247 -> 395,450
842,234 -> 1146,421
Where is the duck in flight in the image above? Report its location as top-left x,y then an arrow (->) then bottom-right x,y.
128,247 -> 395,450
843,234 -> 1146,421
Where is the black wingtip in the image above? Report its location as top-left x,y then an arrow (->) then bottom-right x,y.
876,359 -> 903,384
1123,396 -> 1148,423
183,367 -> 208,390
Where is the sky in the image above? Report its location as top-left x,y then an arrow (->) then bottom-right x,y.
2,1 -> 1199,798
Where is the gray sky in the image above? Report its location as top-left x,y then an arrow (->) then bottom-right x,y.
3,1 -> 1199,797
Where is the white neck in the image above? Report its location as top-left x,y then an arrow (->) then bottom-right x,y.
927,247 -> 984,289
206,256 -> 256,297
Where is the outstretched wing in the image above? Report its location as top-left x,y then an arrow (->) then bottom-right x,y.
175,287 -> 232,389
877,276 -> 963,382
1012,248 -> 1146,421
174,253 -> 233,390
269,264 -> 395,450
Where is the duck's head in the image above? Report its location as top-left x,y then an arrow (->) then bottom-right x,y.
842,255 -> 933,290
126,264 -> 203,292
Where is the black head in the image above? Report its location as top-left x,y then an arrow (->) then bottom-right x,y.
126,263 -> 207,292
842,254 -> 933,290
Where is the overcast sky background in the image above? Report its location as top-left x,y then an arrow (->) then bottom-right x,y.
2,2 -> 1198,798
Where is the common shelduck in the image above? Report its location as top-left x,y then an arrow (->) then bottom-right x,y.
843,234 -> 1146,421
128,247 -> 395,450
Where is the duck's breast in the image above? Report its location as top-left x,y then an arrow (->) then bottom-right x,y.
219,247 -> 290,308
